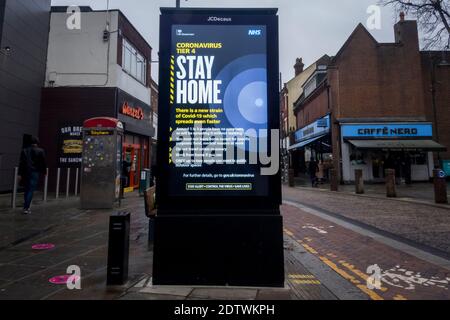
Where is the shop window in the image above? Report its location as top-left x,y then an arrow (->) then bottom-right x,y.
350,148 -> 366,165
411,153 -> 427,165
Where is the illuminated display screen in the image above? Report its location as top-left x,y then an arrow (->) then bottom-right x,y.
167,24 -> 270,197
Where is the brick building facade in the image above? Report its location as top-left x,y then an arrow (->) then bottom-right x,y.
291,16 -> 448,183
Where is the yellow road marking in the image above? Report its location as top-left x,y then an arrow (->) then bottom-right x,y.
339,261 -> 388,292
301,243 -> 319,255
281,227 -> 388,300
289,274 -> 315,279
319,256 -> 384,300
394,294 -> 408,300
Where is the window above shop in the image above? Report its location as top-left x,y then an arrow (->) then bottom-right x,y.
303,66 -> 327,98
122,38 -> 147,85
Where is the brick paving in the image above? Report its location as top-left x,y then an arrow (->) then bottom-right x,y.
282,203 -> 450,300
283,186 -> 450,255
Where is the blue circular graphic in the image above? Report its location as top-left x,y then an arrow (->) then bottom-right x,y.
224,68 -> 267,130
238,80 -> 267,125
213,54 -> 268,132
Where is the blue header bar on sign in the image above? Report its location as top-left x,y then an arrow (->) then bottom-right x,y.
295,115 -> 330,143
341,123 -> 433,139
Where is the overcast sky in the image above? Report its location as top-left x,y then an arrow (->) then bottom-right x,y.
51,0 -> 402,82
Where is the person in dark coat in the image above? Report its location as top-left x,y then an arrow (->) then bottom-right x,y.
308,157 -> 319,187
18,136 -> 47,214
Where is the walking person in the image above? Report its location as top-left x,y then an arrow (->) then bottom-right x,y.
308,157 -> 319,188
18,137 -> 47,215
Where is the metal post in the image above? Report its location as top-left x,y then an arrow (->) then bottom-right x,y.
433,169 -> 448,204
385,169 -> 396,198
176,0 -> 180,8
355,169 -> 364,194
75,168 -> 79,196
56,168 -> 61,199
12,167 -> 18,209
288,169 -> 295,187
43,168 -> 49,202
330,168 -> 339,192
66,168 -> 71,198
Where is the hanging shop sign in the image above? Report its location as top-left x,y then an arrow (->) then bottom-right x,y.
295,115 -> 330,143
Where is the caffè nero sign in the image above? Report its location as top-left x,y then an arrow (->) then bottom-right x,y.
341,123 -> 433,139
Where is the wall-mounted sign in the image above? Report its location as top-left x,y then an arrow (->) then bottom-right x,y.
117,89 -> 154,137
121,102 -> 144,120
58,125 -> 83,167
341,123 -> 433,139
295,115 -> 330,143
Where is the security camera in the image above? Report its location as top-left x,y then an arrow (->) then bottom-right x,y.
103,30 -> 110,42
0,46 -> 11,55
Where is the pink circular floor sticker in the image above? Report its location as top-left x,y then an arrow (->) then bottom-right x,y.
32,243 -> 55,250
49,275 -> 80,285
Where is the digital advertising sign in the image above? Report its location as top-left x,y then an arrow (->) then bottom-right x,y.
157,8 -> 281,211
154,9 -> 284,287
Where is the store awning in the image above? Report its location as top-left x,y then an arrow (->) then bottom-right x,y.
347,140 -> 447,151
289,134 -> 327,151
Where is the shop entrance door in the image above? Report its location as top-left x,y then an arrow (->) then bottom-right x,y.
123,144 -> 141,190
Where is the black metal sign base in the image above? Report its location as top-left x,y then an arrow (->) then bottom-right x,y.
152,213 -> 284,287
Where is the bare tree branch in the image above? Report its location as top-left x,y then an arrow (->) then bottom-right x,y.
379,0 -> 450,49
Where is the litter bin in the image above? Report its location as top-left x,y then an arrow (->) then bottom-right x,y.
139,169 -> 151,196
107,212 -> 130,285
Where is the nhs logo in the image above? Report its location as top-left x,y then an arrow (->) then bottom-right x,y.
248,29 -> 262,36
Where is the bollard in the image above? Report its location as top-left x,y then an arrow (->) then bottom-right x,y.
355,169 -> 364,194
56,168 -> 61,199
385,169 -> 397,198
66,168 -> 71,198
74,168 -> 79,196
330,169 -> 339,192
433,169 -> 448,204
43,168 -> 49,202
11,167 -> 18,209
288,169 -> 295,187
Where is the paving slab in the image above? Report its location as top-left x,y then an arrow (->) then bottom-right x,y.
256,288 -> 293,300
189,288 -> 258,300
139,286 -> 193,297
0,264 -> 46,282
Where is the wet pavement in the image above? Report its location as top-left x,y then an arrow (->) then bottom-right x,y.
283,186 -> 450,255
292,174 -> 450,206
0,187 -> 449,300
282,201 -> 450,300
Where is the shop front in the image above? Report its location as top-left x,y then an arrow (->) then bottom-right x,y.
40,87 -> 155,191
340,122 -> 446,183
289,115 -> 333,178
117,90 -> 153,191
